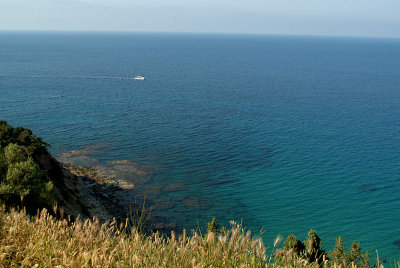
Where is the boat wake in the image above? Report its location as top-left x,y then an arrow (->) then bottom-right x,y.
0,75 -> 139,80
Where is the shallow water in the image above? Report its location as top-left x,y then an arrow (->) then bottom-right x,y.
1,32 -> 400,260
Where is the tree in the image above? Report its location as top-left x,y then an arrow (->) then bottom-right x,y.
0,121 -> 55,211
3,157 -> 44,199
348,242 -> 370,267
330,237 -> 346,265
0,149 -> 7,179
274,234 -> 305,266
4,143 -> 27,165
0,120 -> 49,156
0,120 -> 14,147
207,217 -> 225,234
304,230 -> 325,264
284,234 -> 305,254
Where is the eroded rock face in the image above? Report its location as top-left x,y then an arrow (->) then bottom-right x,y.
51,148 -> 204,234
32,150 -> 131,222
33,151 -> 91,220
50,149 -> 176,232
58,162 -> 133,223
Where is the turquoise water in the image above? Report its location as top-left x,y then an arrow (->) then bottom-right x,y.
1,32 -> 400,260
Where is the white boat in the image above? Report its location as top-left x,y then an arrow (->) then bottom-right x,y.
134,76 -> 145,80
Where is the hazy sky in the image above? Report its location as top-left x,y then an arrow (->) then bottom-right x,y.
1,0 -> 400,38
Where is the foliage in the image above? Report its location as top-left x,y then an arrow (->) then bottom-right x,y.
328,237 -> 370,267
0,151 -> 6,179
0,207 -> 267,267
274,234 -> 306,266
4,143 -> 27,165
0,207 -> 382,267
274,230 -> 372,267
4,157 -> 43,197
331,236 -> 347,264
0,121 -> 55,210
207,217 -> 225,234
284,234 -> 305,253
127,198 -> 153,234
348,242 -> 370,267
304,229 -> 325,263
0,120 -> 49,156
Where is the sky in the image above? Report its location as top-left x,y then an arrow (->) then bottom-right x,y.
1,0 -> 400,38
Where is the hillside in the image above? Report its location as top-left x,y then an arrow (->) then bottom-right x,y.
0,121 -> 381,267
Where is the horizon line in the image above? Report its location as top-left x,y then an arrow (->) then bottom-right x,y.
0,29 -> 399,41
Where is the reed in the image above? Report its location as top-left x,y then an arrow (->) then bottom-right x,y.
0,206 -> 387,267
0,206 -> 267,267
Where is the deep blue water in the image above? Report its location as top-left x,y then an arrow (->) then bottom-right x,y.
1,32 -> 400,260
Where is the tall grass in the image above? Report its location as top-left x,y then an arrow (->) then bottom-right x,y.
0,207 -> 266,267
0,207 -> 388,267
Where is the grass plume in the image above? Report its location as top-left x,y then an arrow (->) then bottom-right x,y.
0,206 -> 392,267
0,206 -> 267,267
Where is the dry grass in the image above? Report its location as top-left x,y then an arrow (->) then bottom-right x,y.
0,207 -> 392,267
0,207 -> 267,267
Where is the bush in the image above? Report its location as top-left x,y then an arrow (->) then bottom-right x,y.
274,231 -> 371,267
0,150 -> 6,179
0,121 -> 55,210
207,217 -> 225,234
4,143 -> 27,165
304,229 -> 325,263
5,157 -> 44,197
330,237 -> 347,265
0,120 -> 49,156
274,234 -> 306,266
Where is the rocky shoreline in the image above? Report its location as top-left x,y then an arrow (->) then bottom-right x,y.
50,150 -> 176,232
60,162 -> 130,223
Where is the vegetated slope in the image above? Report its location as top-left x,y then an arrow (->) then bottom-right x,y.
0,120 -> 121,220
0,207 -> 379,268
0,121 -> 378,267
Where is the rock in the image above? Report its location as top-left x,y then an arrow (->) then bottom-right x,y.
150,198 -> 175,211
165,182 -> 185,192
181,197 -> 211,210
152,222 -> 177,232
393,239 -> 400,248
107,160 -> 133,165
54,149 -> 174,231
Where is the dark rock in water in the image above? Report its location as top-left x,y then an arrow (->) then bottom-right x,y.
150,198 -> 176,211
181,197 -> 211,210
359,183 -> 393,193
393,239 -> 400,248
144,184 -> 164,196
153,222 -> 176,231
165,182 -> 185,192
359,184 -> 378,192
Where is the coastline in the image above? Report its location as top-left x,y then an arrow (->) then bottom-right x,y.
56,150 -> 176,232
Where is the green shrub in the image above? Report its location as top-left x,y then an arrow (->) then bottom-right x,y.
274,231 -> 371,267
348,242 -> 370,267
274,234 -> 306,266
207,217 -> 225,234
304,229 -> 325,263
284,234 -> 305,253
0,121 -> 14,147
0,120 -> 49,156
0,150 -> 7,179
330,237 -> 347,265
0,121 -> 55,210
4,143 -> 27,165
328,237 -> 370,267
5,157 -> 44,197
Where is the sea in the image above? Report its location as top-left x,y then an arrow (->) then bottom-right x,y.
1,31 -> 399,261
